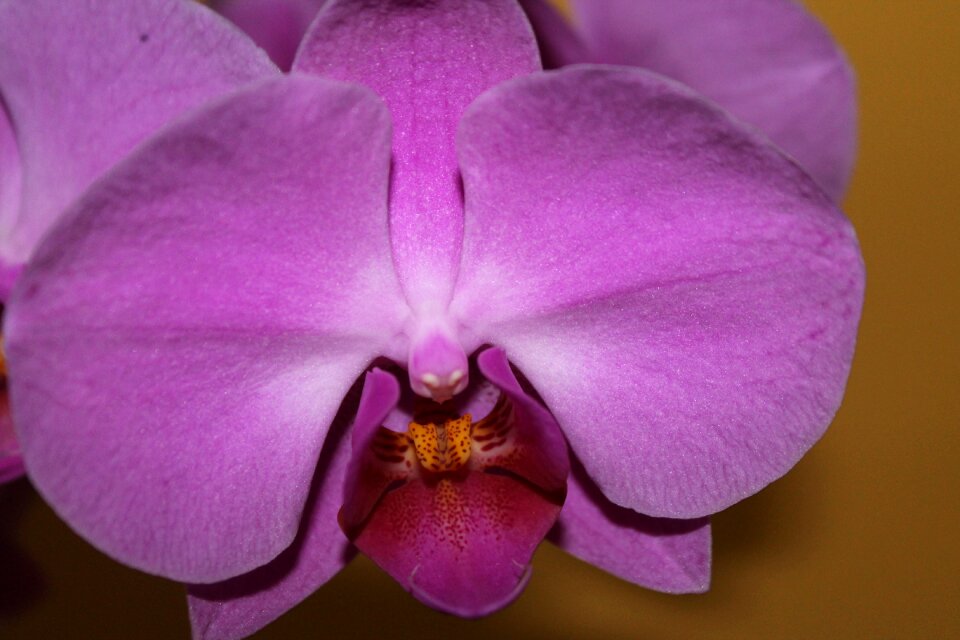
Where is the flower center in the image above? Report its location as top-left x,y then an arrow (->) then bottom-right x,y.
408,411 -> 473,473
339,363 -> 569,616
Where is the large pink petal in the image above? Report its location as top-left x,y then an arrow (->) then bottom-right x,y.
5,76 -> 407,582
294,0 -> 539,310
570,0 -> 856,200
452,67 -> 864,519
187,382 -> 362,640
551,462 -> 710,594
0,0 -> 277,265
213,0 -> 325,71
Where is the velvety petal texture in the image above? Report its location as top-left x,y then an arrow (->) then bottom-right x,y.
570,0 -> 856,199
188,386 -> 359,640
294,0 -> 540,310
0,0 -> 277,265
213,0 -> 324,71
551,462 -> 710,593
5,75 -> 407,582
452,66 -> 864,519
341,351 -> 568,616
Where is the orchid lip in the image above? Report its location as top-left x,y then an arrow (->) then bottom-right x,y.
339,356 -> 570,616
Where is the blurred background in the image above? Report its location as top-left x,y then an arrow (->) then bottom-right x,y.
2,1 -> 958,638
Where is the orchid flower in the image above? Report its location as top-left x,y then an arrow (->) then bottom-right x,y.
215,0 -> 857,200
1,1 -> 863,639
0,0 -> 279,483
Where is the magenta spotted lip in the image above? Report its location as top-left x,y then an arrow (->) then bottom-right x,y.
339,350 -> 569,616
0,0 -> 862,638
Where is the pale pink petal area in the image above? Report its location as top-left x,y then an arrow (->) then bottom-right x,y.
453,67 -> 864,519
294,0 -> 539,310
518,0 -> 592,68
551,462 -> 711,594
0,0 -> 277,265
342,360 -> 567,616
5,76 -> 408,582
213,0 -> 325,71
571,0 -> 856,199
187,383 -> 363,640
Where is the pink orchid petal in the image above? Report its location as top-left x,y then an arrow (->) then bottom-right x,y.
187,384 -> 362,640
0,103 -> 23,479
518,0 -> 592,68
339,369 -> 405,535
213,0 -> 325,71
571,0 -> 856,199
0,102 -> 21,272
475,347 -> 568,493
552,462 -> 711,594
0,0 -> 277,265
5,76 -> 407,582
453,67 -> 864,519
294,0 -> 539,310
0,265 -> 21,301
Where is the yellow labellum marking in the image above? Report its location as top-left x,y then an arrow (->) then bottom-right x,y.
408,413 -> 473,473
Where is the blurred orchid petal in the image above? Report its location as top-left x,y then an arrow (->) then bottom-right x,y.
570,0 -> 857,199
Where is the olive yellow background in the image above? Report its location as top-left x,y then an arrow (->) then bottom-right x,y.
2,1 -> 958,638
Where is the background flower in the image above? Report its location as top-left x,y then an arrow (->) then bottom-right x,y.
559,0 -> 857,200
215,0 -> 856,200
